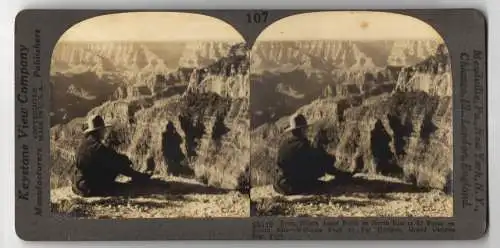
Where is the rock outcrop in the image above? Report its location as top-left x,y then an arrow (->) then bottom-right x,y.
51,41 -> 241,76
178,41 -> 242,68
50,41 -> 248,127
394,44 -> 452,96
50,43 -> 250,191
185,43 -> 250,98
51,42 -> 173,78
250,66 -> 399,128
251,91 -> 452,191
250,42 -> 452,192
250,40 -> 449,128
251,40 -> 442,72
49,71 -> 122,126
50,39 -> 451,193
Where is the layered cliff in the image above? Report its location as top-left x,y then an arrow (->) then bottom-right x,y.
52,41 -> 241,75
394,44 -> 452,96
51,42 -> 178,78
250,64 -> 399,128
50,41 -> 248,127
185,43 -> 250,98
250,44 -> 453,192
251,40 -> 442,73
251,92 -> 452,191
49,71 -> 122,126
250,41 -> 449,128
178,41 -> 242,68
50,43 -> 250,191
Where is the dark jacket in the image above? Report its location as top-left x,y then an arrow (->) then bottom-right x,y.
276,135 -> 334,183
72,134 -> 136,195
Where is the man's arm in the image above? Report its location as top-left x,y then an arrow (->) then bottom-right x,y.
317,150 -> 354,178
97,144 -> 143,178
312,146 -> 342,175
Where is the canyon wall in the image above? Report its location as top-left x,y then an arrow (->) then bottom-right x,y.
50,41 -> 246,127
250,41 -> 452,191
250,40 -> 449,128
50,39 -> 451,192
251,40 -> 442,73
50,42 -> 250,191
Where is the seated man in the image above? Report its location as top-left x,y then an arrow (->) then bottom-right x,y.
273,114 -> 353,195
72,115 -> 152,197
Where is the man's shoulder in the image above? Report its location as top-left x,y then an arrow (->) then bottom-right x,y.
279,136 -> 309,152
78,136 -> 104,153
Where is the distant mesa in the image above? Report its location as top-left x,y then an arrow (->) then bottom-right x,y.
251,40 -> 443,73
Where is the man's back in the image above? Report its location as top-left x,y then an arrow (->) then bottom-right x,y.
277,136 -> 315,180
73,135 -> 129,190
277,134 -> 338,181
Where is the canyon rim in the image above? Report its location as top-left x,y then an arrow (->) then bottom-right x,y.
48,11 -> 455,220
249,11 -> 453,218
49,12 -> 251,219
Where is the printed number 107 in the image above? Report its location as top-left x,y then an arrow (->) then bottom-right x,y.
247,11 -> 268,23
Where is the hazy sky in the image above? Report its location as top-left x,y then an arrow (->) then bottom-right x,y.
58,11 -> 444,42
257,11 -> 445,41
58,12 -> 245,42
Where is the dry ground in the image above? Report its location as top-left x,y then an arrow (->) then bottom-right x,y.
51,176 -> 250,219
250,173 -> 452,217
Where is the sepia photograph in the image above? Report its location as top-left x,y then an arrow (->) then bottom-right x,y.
49,12 -> 251,219
249,11 -> 453,217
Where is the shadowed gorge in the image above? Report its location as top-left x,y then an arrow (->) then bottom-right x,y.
250,40 -> 452,193
387,114 -> 413,157
50,41 -> 250,192
250,40 -> 449,129
49,8 -> 258,219
370,119 -> 401,177
49,41 -> 245,127
250,37 -> 452,218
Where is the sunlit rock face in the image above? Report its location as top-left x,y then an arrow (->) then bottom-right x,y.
250,40 -> 452,192
50,42 -> 250,191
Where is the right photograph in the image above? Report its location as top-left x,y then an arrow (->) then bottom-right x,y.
250,11 -> 453,217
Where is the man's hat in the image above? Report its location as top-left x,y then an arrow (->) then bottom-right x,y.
83,115 -> 111,134
284,113 -> 308,132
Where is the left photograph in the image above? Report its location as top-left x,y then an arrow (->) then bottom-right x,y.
49,12 -> 250,219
